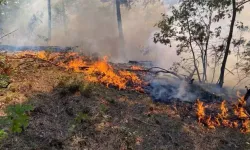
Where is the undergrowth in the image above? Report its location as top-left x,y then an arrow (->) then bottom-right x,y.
0,104 -> 34,138
58,76 -> 94,98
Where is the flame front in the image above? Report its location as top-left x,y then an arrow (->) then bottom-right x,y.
16,51 -> 143,91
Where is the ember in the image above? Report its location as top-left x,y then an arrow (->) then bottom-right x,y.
130,65 -> 143,70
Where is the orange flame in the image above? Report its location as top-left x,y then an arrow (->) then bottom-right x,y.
67,59 -> 86,72
83,56 -> 143,90
195,93 -> 250,133
131,65 -> 143,70
234,106 -> 249,119
16,51 -> 143,91
195,99 -> 205,123
240,120 -> 250,133
37,51 -> 47,60
218,100 -> 228,119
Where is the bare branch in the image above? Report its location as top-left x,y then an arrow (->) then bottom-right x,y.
237,0 -> 250,8
0,29 -> 18,40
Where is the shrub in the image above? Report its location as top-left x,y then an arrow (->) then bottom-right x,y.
0,104 -> 33,133
0,129 -> 7,140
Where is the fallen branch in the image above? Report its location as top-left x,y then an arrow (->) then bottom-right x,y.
127,67 -> 184,80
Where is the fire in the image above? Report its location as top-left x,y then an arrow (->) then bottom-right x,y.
67,58 -> 86,72
195,94 -> 250,133
204,116 -> 215,129
83,56 -> 143,90
234,106 -> 249,119
195,99 -> 205,123
37,51 -> 47,60
219,100 -> 228,119
131,65 -> 143,70
84,56 -> 127,89
240,120 -> 250,133
15,51 -> 144,91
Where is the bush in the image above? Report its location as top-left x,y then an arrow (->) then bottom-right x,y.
0,129 -> 7,140
0,104 -> 33,133
0,74 -> 10,88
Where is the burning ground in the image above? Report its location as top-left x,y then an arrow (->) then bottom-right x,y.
0,51 -> 250,149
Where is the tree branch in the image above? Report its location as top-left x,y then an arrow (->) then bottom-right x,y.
237,0 -> 250,8
0,29 -> 18,40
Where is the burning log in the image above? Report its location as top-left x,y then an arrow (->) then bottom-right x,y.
0,45 -> 77,52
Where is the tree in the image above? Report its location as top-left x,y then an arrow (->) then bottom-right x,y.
115,0 -> 125,54
48,0 -> 52,43
218,0 -> 250,87
61,0 -> 67,35
154,0 -> 250,87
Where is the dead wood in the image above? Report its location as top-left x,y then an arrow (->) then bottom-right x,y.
126,67 -> 184,80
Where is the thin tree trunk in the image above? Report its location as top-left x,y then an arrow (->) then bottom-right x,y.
203,10 -> 213,82
48,0 -> 52,43
62,0 -> 67,35
218,0 -> 236,87
115,0 -> 125,58
187,18 -> 201,82
211,51 -> 217,83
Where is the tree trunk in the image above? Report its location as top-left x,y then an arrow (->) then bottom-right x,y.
48,0 -> 52,43
203,10 -> 213,82
115,0 -> 125,58
186,18 -> 201,83
62,0 -> 67,36
218,0 -> 236,88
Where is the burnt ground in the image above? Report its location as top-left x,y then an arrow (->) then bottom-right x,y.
0,55 -> 250,150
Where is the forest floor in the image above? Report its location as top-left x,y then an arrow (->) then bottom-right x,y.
0,53 -> 250,150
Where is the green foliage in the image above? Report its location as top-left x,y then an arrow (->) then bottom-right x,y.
154,0 -> 250,84
0,74 -> 10,88
100,104 -> 108,113
74,112 -> 90,124
0,104 -> 33,133
0,129 -> 7,140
